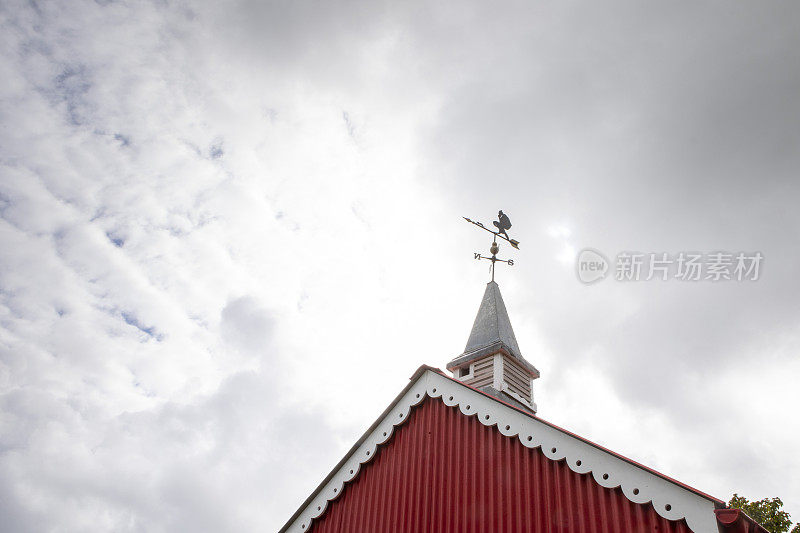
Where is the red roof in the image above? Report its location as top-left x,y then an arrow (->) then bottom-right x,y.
280,366 -> 755,533
311,396 -> 693,532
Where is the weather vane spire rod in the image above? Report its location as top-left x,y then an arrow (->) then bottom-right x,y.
464,210 -> 520,282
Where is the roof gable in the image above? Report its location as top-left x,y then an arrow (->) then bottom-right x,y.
311,398 -> 693,532
281,368 -> 722,533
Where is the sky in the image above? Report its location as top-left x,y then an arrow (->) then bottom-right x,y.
1,1 -> 799,531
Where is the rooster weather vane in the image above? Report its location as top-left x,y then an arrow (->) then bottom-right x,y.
463,210 -> 520,282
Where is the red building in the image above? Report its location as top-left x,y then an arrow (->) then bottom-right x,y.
280,282 -> 765,533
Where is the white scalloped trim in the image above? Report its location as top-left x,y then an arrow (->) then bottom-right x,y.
287,371 -> 719,533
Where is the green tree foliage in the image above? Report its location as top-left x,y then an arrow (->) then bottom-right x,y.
728,494 -> 799,533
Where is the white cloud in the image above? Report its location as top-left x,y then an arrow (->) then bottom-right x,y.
1,0 -> 799,530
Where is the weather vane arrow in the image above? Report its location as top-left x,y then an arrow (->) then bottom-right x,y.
464,210 -> 520,282
463,211 -> 520,249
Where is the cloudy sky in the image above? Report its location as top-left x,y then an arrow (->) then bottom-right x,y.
1,1 -> 799,531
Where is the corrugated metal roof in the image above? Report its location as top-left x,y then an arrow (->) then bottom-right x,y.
279,367 -> 726,533
309,397 -> 693,533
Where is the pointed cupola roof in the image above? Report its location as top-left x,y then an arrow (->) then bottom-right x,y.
465,281 -> 522,359
447,282 -> 539,378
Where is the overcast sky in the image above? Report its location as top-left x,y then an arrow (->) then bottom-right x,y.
1,1 -> 799,531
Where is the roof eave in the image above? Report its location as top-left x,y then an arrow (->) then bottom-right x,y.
715,508 -> 769,532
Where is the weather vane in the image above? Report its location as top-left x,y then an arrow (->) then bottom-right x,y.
463,210 -> 520,282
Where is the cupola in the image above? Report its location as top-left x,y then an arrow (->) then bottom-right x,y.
446,281 -> 540,412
